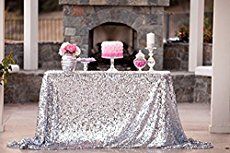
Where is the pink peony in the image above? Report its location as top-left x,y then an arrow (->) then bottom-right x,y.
65,44 -> 77,53
59,42 -> 81,56
74,45 -> 81,56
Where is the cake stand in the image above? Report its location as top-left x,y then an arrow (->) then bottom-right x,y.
77,57 -> 96,71
103,57 -> 122,72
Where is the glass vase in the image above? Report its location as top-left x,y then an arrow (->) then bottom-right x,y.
61,54 -> 77,72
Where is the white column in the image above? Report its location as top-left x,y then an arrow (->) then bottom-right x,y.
209,0 -> 230,133
0,0 -> 5,132
24,0 -> 38,70
188,0 -> 204,72
0,0 -> 4,61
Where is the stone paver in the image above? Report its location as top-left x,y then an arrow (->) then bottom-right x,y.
0,103 -> 229,153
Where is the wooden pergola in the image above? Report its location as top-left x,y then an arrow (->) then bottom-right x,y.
0,0 -> 229,133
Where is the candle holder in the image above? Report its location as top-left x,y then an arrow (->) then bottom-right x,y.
146,46 -> 157,71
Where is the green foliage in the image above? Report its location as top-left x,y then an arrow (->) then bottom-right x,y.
5,0 -> 23,15
6,0 -> 61,14
0,52 -> 16,85
170,0 -> 188,6
176,16 -> 213,43
39,0 -> 62,13
203,17 -> 213,43
176,25 -> 189,42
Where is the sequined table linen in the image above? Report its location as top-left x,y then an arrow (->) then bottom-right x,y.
9,71 -> 212,149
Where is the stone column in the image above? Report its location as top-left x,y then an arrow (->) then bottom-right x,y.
24,0 -> 38,70
0,0 -> 4,132
188,0 -> 204,72
209,0 -> 230,133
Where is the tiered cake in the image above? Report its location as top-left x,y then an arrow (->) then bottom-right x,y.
101,41 -> 123,59
101,41 -> 123,72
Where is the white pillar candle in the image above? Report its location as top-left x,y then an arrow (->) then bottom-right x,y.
147,33 -> 155,48
9,64 -> 20,73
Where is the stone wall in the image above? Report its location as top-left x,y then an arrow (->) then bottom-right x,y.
163,43 -> 189,71
163,43 -> 212,71
5,71 -> 211,104
194,76 -> 211,103
203,43 -> 212,65
38,42 -> 62,69
59,0 -> 170,6
5,42 -> 24,68
5,71 -> 196,103
5,42 -> 62,70
172,72 -> 195,103
5,70 -> 44,103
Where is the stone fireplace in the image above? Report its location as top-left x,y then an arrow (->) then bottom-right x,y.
59,0 -> 169,70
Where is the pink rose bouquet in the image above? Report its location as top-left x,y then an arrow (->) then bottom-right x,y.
59,42 -> 81,56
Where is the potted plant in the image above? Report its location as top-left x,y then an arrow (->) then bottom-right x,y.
0,52 -> 15,85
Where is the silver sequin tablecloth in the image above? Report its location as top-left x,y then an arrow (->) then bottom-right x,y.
9,71 -> 213,149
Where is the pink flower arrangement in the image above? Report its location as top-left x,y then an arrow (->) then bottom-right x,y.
59,42 -> 81,56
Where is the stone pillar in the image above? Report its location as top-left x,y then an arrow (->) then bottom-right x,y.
0,0 -> 4,132
188,0 -> 204,72
24,0 -> 38,70
209,0 -> 230,133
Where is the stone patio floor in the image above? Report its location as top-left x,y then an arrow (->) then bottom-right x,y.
0,103 -> 229,153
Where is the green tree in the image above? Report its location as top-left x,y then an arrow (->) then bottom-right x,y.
6,0 -> 61,14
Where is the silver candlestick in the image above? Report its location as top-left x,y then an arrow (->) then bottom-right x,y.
146,46 -> 157,71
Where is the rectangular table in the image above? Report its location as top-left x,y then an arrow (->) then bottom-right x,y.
9,71 -> 212,150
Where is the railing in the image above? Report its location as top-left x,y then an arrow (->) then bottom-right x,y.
5,17 -> 24,41
5,17 -> 63,42
39,17 -> 63,42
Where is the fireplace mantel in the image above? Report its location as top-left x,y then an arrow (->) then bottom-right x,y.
59,0 -> 169,6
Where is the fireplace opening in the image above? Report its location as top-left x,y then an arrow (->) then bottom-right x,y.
88,22 -> 138,71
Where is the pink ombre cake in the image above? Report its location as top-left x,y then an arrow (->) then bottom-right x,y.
101,41 -> 123,59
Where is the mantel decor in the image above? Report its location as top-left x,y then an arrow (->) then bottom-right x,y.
59,0 -> 169,70
59,42 -> 81,72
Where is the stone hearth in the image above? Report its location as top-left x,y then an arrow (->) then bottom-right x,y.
59,0 -> 169,70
